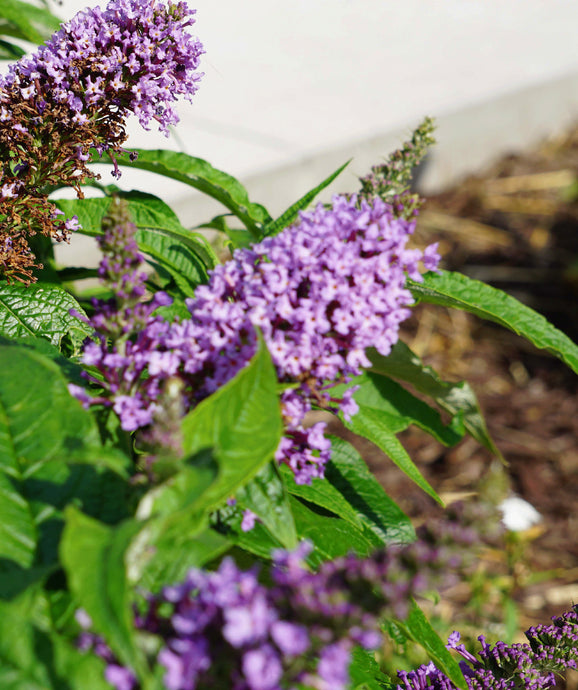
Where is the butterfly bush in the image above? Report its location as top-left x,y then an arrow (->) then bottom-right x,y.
398,606 -> 578,690
77,513 -> 477,690
0,0 -> 203,282
74,194 -> 440,484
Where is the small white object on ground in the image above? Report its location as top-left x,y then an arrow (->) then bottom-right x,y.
498,495 -> 543,532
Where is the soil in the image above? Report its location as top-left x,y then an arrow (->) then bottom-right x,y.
334,124 -> 578,649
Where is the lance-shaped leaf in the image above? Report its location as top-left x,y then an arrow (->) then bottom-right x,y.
343,372 -> 464,446
409,270 -> 578,376
281,438 -> 414,549
135,228 -> 208,296
0,38 -> 25,59
181,333 -> 282,510
0,283 -> 91,353
394,600 -> 468,690
56,191 -> 184,238
279,463 -> 371,540
0,0 -> 61,44
345,405 -> 442,504
368,340 -> 500,458
349,647 -> 393,690
197,215 -> 253,250
93,149 -> 272,237
288,495 -> 376,566
261,160 -> 350,238
325,436 -> 415,544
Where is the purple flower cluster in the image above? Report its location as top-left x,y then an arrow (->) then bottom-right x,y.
0,0 -> 203,281
78,524 -> 471,690
0,0 -> 203,139
525,607 -> 578,675
70,198 -> 172,432
77,194 -> 440,484
168,194 -> 439,482
397,605 -> 578,690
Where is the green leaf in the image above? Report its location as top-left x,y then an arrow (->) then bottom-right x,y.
130,523 -> 230,593
60,509 -> 146,678
0,346 -> 96,567
225,228 -> 254,250
0,335 -> 85,387
350,372 -> 463,446
344,407 -> 442,504
181,333 -> 282,510
0,345 -> 130,592
136,455 -> 218,522
0,283 -> 91,353
280,463 -> 371,539
197,215 -> 254,251
281,436 -> 414,550
236,462 -> 298,549
128,454 -> 220,590
261,160 -> 350,237
153,298 -> 191,323
410,270 -> 578,376
56,191 -> 181,238
349,647 -> 393,689
0,0 -> 61,44
0,592 -> 111,690
55,191 -> 219,272
94,150 -> 272,237
327,437 -> 415,544
369,340 -> 500,458
56,267 -> 100,283
135,228 -> 208,296
212,508 -> 282,561
0,38 -> 25,59
395,600 -> 468,690
289,495 -> 375,566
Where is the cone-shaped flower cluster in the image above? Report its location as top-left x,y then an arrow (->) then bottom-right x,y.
75,194 -> 440,484
0,0 -> 203,282
69,197 -> 172,431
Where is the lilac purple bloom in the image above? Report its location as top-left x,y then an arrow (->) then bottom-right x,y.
76,193 -> 440,484
0,0 -> 203,138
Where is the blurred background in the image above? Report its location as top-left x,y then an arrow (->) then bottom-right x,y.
49,0 -> 578,218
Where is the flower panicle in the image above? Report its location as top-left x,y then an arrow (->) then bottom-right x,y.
74,193 -> 440,483
398,604 -> 578,690
0,0 -> 204,283
358,116 -> 436,219
70,197 -> 172,433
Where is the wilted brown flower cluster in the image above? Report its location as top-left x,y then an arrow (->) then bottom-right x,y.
0,0 -> 204,283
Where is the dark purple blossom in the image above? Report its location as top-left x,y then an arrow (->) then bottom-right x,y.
397,605 -> 578,690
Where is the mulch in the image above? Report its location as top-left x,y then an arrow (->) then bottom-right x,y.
355,124 -> 578,638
